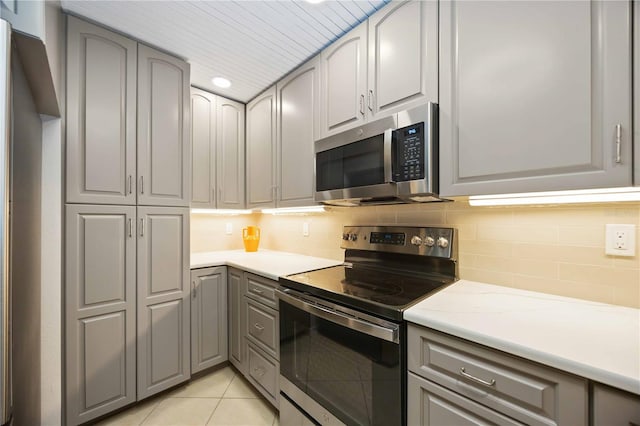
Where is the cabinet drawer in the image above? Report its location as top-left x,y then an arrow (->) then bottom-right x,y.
408,372 -> 525,426
408,325 -> 587,426
246,274 -> 277,308
248,342 -> 279,401
592,383 -> 640,426
246,298 -> 278,358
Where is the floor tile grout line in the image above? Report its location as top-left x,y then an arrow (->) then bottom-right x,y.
204,396 -> 224,426
137,398 -> 163,426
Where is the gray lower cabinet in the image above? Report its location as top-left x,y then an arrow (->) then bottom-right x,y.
246,86 -> 277,209
137,45 -> 191,207
407,324 -> 588,426
276,56 -> 320,207
65,204 -> 137,425
244,273 -> 280,407
592,383 -> 640,425
439,0 -> 632,196
137,207 -> 190,400
66,16 -> 137,205
228,267 -> 247,375
634,0 -> 640,185
190,267 -> 228,373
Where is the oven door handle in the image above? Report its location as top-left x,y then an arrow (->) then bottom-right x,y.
276,288 -> 399,344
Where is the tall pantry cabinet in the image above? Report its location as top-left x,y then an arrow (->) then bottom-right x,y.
64,16 -> 191,425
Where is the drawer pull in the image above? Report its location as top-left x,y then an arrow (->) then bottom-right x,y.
253,366 -> 266,377
253,323 -> 264,332
251,288 -> 263,294
460,367 -> 496,387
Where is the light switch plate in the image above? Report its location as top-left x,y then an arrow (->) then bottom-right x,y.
303,222 -> 309,237
225,222 -> 233,235
605,224 -> 636,256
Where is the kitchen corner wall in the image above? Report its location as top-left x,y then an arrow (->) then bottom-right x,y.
191,199 -> 640,309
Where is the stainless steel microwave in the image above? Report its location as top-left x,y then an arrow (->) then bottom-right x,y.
315,103 -> 443,206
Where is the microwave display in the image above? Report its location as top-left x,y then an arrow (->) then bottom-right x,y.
393,122 -> 425,182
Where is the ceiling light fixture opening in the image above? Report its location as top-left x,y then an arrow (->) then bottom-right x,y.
212,77 -> 231,88
305,0 -> 325,4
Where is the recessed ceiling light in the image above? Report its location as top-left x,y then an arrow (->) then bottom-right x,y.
305,0 -> 325,4
212,77 -> 231,88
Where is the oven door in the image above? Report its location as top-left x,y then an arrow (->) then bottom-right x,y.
277,288 -> 404,426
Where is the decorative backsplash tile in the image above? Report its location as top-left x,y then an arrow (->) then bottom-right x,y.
191,199 -> 640,308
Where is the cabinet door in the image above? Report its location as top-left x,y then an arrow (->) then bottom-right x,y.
65,204 -> 136,425
246,86 -> 277,209
593,384 -> 640,426
634,0 -> 640,186
190,267 -> 228,374
217,97 -> 246,209
440,1 -> 632,196
228,267 -> 247,375
277,56 -> 320,207
66,16 -> 137,205
138,45 -> 191,207
137,207 -> 190,400
191,88 -> 217,209
320,22 -> 367,137
367,0 -> 437,119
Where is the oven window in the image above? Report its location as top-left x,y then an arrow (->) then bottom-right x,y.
280,299 -> 401,426
316,134 -> 385,192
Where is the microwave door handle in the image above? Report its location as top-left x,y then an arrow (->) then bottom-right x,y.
383,128 -> 394,183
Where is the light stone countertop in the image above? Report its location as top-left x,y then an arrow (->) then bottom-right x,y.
404,280 -> 640,395
190,249 -> 342,281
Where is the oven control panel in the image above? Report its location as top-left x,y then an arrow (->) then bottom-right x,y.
341,225 -> 456,260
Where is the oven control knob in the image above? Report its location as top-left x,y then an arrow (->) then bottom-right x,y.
342,233 -> 349,241
410,236 -> 422,246
349,233 -> 358,241
437,237 -> 449,248
424,236 -> 435,247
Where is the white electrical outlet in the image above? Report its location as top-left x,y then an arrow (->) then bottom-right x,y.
605,224 -> 636,256
303,222 -> 310,237
225,222 -> 233,235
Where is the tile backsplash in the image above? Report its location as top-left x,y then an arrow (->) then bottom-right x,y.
191,199 -> 640,308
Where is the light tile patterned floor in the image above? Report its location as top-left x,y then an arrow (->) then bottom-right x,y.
95,365 -> 279,426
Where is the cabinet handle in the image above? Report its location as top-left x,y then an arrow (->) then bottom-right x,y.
140,218 -> 145,237
359,94 -> 365,116
212,188 -> 216,204
368,90 -> 374,112
218,188 -> 222,205
192,281 -> 197,299
251,288 -> 263,294
139,176 -> 144,194
253,366 -> 266,377
615,124 -> 622,163
128,175 -> 132,194
253,323 -> 264,332
459,367 -> 495,387
128,218 -> 133,238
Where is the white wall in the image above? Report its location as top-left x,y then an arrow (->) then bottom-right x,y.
40,116 -> 61,426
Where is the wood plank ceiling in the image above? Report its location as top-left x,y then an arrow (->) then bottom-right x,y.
61,0 -> 390,103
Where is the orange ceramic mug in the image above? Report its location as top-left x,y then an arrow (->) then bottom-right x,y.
242,226 -> 260,252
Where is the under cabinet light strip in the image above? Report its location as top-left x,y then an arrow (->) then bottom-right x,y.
261,206 -> 325,215
468,187 -> 640,206
190,209 -> 252,215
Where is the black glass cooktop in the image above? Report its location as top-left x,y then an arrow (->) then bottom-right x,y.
279,264 -> 454,322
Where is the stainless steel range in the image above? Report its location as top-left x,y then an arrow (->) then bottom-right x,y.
277,226 -> 458,426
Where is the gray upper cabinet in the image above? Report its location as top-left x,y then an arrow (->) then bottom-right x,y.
217,97 -> 246,209
191,267 -> 228,374
137,207 -> 190,399
65,204 -> 136,425
319,22 -> 367,137
138,45 -> 191,207
246,86 -> 277,209
66,16 -> 137,205
191,88 -> 217,208
277,56 -> 320,207
367,0 -> 438,120
440,1 -> 632,196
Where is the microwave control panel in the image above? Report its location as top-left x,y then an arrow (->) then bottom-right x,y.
393,122 -> 425,182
